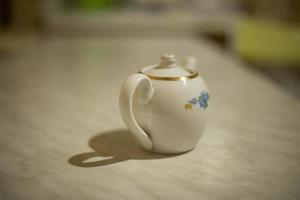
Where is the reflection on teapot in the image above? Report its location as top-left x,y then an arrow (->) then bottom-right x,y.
120,54 -> 209,154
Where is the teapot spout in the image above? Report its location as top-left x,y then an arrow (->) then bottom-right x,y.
183,56 -> 197,72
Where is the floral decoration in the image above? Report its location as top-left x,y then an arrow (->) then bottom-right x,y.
185,91 -> 209,110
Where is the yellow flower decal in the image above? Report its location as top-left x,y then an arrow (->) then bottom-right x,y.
184,103 -> 192,110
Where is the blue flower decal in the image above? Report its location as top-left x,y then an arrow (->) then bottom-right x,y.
188,97 -> 198,105
199,100 -> 207,109
185,90 -> 209,110
200,91 -> 209,101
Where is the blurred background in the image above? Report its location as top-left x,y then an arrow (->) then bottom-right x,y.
0,0 -> 300,96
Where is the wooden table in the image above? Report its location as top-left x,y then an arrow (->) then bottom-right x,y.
0,37 -> 299,200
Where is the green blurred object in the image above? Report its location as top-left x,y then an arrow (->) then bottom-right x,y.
235,19 -> 300,65
63,0 -> 116,11
78,0 -> 112,11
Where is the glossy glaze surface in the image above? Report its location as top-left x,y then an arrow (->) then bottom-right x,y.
133,76 -> 208,153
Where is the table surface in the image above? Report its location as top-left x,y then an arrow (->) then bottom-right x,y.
0,37 -> 299,200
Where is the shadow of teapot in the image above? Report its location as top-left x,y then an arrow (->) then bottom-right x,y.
68,128 -> 179,167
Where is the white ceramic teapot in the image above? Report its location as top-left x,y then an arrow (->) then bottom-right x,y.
119,54 -> 209,154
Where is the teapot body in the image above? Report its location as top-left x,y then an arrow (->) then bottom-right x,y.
133,76 -> 208,154
119,54 -> 209,154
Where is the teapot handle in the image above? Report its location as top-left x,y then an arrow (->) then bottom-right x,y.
119,74 -> 154,150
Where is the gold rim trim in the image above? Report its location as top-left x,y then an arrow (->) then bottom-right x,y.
139,69 -> 198,81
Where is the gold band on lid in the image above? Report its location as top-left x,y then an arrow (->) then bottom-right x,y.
139,69 -> 199,81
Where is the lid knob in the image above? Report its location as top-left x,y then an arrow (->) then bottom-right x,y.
158,54 -> 177,68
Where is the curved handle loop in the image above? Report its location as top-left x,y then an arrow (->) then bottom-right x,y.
119,74 -> 154,150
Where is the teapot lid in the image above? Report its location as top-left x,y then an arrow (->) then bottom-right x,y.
140,54 -> 198,81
